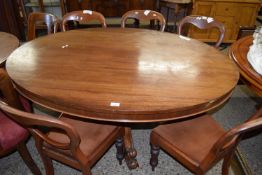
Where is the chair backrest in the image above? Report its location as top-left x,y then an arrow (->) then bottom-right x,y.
0,101 -> 83,159
27,12 -> 59,41
121,10 -> 166,32
178,15 -> 225,48
201,108 -> 262,172
61,10 -> 107,31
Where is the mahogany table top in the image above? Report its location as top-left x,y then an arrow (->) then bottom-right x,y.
0,32 -> 19,66
6,28 -> 239,122
229,36 -> 262,97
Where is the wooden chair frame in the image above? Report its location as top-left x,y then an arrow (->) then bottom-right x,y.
150,108 -> 262,175
0,69 -> 41,175
27,12 -> 59,41
121,10 -> 166,32
178,15 -> 225,48
61,10 -> 107,31
0,101 -> 125,175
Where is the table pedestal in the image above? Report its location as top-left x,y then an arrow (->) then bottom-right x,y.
124,127 -> 139,169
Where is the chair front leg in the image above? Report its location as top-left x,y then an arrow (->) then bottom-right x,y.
115,137 -> 125,165
150,144 -> 160,171
82,167 -> 92,175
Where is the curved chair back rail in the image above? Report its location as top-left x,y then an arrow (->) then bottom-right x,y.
150,108 -> 262,174
27,12 -> 59,41
0,101 -> 125,175
62,10 -> 107,31
121,10 -> 166,32
178,15 -> 225,48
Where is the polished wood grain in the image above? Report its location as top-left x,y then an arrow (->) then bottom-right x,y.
0,32 -> 19,66
229,36 -> 262,96
6,28 -> 239,122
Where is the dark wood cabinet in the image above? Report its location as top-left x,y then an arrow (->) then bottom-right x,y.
71,0 -> 157,17
0,0 -> 25,40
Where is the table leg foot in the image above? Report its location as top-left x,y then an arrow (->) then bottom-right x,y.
124,127 -> 139,169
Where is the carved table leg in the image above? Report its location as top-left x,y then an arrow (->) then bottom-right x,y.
124,127 -> 139,169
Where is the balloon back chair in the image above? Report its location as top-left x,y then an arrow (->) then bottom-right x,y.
150,109 -> 262,175
178,15 -> 225,48
27,12 -> 59,41
61,10 -> 107,31
0,99 -> 125,175
121,10 -> 166,32
0,69 -> 41,174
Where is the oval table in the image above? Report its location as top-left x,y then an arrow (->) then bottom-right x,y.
229,35 -> 262,96
0,32 -> 19,66
6,28 -> 239,169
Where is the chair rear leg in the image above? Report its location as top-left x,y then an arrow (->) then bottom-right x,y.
40,152 -> 54,175
17,142 -> 41,175
150,144 -> 160,171
222,151 -> 234,175
115,137 -> 125,165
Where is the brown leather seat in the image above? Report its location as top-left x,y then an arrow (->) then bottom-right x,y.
0,69 -> 41,175
178,15 -> 225,48
0,101 -> 125,175
46,115 -> 124,167
27,12 -> 59,41
150,109 -> 262,175
121,10 -> 166,32
61,10 -> 107,31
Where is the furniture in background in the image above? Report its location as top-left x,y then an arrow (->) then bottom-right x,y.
68,0 -> 157,17
229,36 -> 262,97
0,102 -> 125,175
178,15 -> 225,48
0,0 -> 25,40
19,0 -> 66,20
6,28 -> 239,170
0,32 -> 19,66
27,12 -> 59,41
61,10 -> 107,31
0,69 -> 41,175
18,0 -> 65,40
34,0 -> 156,17
121,10 -> 166,32
237,27 -> 256,40
158,0 -> 192,32
189,0 -> 261,43
150,108 -> 262,175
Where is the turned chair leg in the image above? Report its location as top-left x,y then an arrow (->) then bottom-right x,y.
150,144 -> 160,171
17,142 -> 41,175
115,137 -> 125,165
